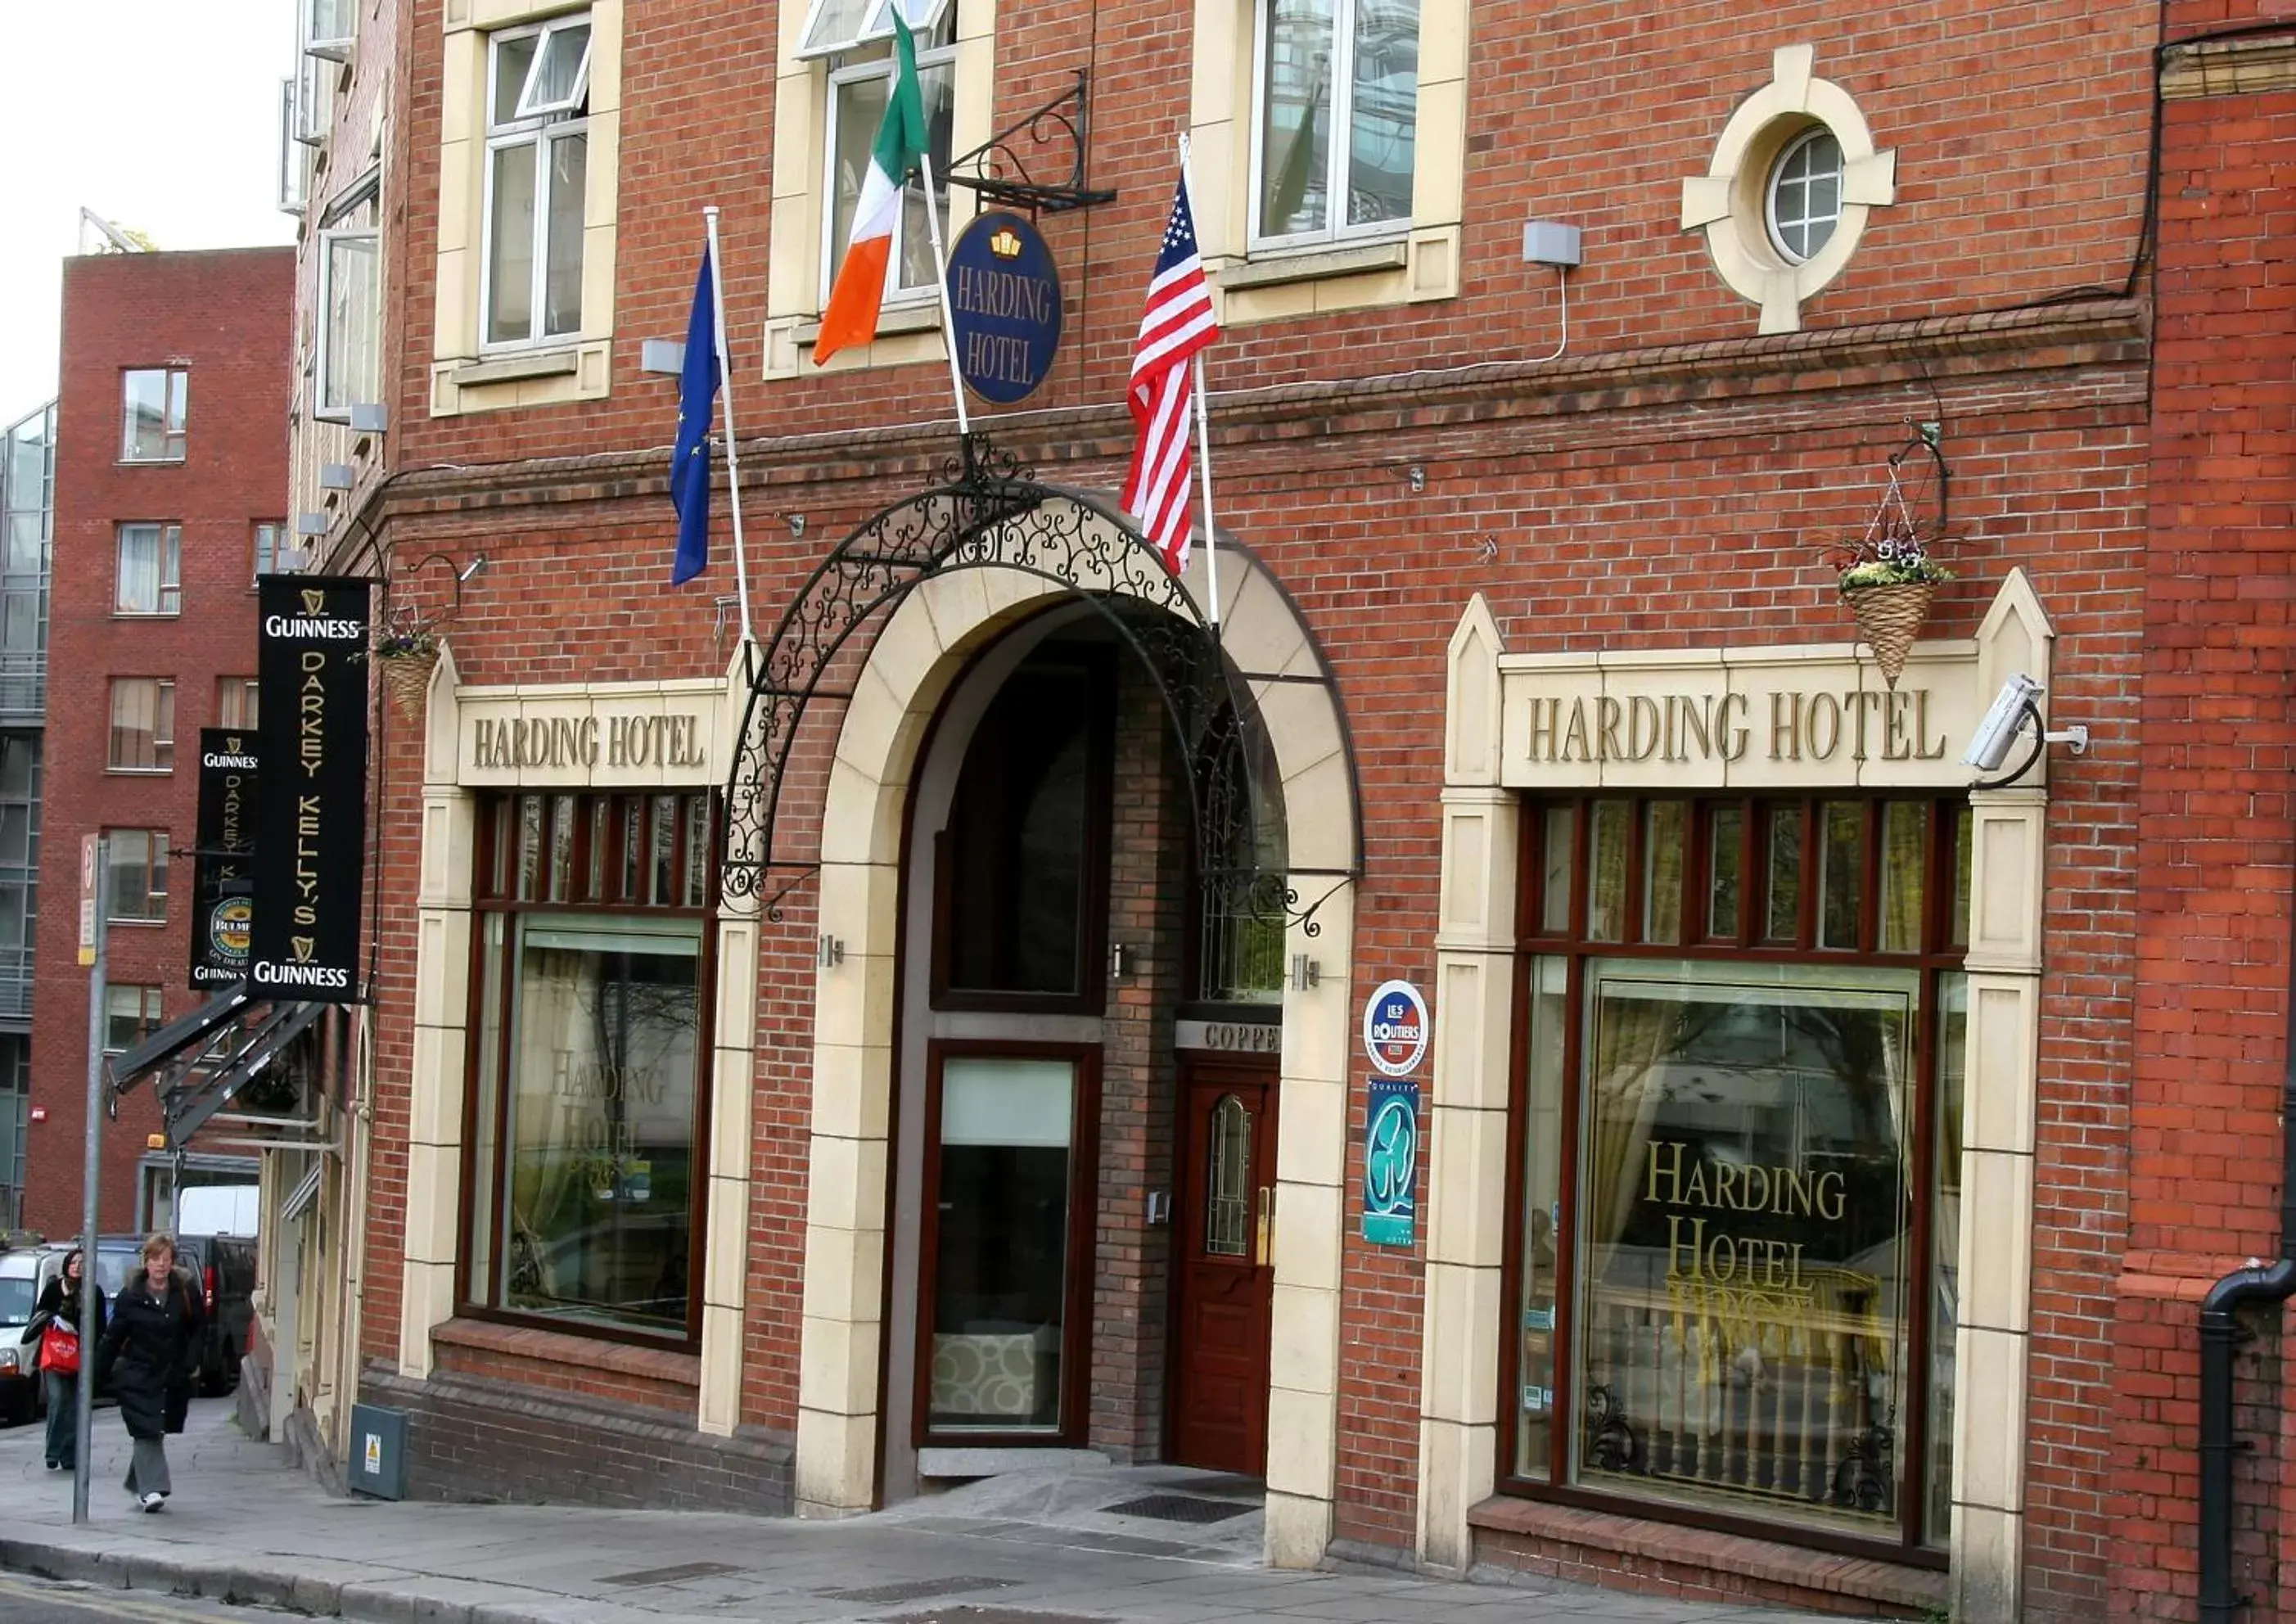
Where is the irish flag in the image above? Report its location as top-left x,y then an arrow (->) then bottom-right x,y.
813,11 -> 928,365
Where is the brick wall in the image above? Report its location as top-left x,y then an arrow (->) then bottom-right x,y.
25,248 -> 292,1241
2109,7 -> 2296,1618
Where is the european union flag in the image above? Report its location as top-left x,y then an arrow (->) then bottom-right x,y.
669,249 -> 720,585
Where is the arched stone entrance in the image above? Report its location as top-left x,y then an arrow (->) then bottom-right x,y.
745,459 -> 1357,1568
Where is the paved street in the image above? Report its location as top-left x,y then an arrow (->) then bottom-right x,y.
0,1400 -> 1826,1624
0,1572 -> 268,1622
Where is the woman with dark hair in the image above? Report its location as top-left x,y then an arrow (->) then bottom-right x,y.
24,1247 -> 104,1472
97,1234 -> 202,1512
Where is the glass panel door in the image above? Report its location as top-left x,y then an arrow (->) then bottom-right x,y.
927,1056 -> 1079,1433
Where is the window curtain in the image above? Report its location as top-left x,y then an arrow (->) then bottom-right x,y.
119,530 -> 158,611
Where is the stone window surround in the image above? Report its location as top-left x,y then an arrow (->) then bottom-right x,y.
1680,44 -> 1897,336
788,530 -> 1357,1574
761,0 -> 994,379
430,0 -> 622,417
1189,0 -> 1468,323
398,648 -> 763,1441
1423,570 -> 2054,1624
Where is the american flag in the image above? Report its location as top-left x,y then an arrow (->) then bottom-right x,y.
1121,173 -> 1220,576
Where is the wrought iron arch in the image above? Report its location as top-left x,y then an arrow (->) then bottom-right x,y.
720,436 -> 1356,932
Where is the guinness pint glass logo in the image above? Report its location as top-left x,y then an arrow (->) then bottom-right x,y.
301,589 -> 327,616
210,897 -> 251,963
291,936 -> 316,963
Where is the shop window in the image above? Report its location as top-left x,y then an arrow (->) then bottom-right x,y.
115,523 -> 182,616
103,985 -> 165,1053
120,368 -> 187,462
1252,0 -> 1419,248
932,651 -> 1110,1010
819,3 -> 957,310
108,679 -> 175,773
106,831 -> 169,924
1508,795 -> 1970,1554
922,1049 -> 1096,1439
462,791 -> 715,1342
483,14 -> 593,349
216,677 -> 259,730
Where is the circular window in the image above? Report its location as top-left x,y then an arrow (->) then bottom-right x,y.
1766,126 -> 1844,264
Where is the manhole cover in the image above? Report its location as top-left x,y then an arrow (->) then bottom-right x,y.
599,1561 -> 745,1586
876,1612 -> 1107,1624
1103,1493 -> 1254,1525
824,1577 -> 1019,1604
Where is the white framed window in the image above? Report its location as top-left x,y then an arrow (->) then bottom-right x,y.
1766,125 -> 1844,264
216,677 -> 259,730
304,0 -> 355,61
115,524 -> 182,616
120,369 -> 187,462
108,679 -> 175,774
820,8 -> 957,309
482,14 -> 593,349
105,832 -> 170,925
1249,0 -> 1419,250
253,521 -> 291,581
318,229 -> 380,421
794,0 -> 954,59
293,51 -> 329,147
104,986 -> 165,1053
277,80 -> 311,214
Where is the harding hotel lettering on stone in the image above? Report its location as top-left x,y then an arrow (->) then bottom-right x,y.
1518,685 -> 1951,765
469,712 -> 709,773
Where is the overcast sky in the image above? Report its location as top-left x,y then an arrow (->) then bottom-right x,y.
0,0 -> 296,425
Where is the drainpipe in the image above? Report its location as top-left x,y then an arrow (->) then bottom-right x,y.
2195,884 -> 2296,1622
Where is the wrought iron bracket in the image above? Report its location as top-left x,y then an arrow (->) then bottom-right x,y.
944,71 -> 1116,214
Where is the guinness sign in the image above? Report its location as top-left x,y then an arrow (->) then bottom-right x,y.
251,577 -> 371,1002
190,728 -> 259,989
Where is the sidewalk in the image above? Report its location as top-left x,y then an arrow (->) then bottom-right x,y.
0,1400 -> 1823,1624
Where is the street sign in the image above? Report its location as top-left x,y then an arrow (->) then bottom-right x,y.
77,833 -> 97,967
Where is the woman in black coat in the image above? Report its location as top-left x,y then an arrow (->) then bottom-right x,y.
96,1234 -> 203,1512
25,1247 -> 104,1471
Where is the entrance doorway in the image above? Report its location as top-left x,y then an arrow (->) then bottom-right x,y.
1169,1054 -> 1279,1474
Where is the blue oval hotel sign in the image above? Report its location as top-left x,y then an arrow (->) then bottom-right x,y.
945,210 -> 1063,404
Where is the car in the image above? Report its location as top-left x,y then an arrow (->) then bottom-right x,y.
0,1249 -> 42,1424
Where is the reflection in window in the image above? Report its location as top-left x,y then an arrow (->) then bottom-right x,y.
494,918 -> 699,1335
1255,0 -> 1419,244
1879,802 -> 1928,954
1818,801 -> 1863,950
1928,972 -> 1966,1545
108,679 -> 174,772
1577,962 -> 1914,1531
106,831 -> 169,923
1764,804 -> 1802,941
1540,804 -> 1575,934
929,1057 -> 1076,1432
1707,804 -> 1743,941
1644,801 -> 1685,945
1586,801 -> 1630,943
1513,956 -> 1567,1480
1205,1095 -> 1252,1256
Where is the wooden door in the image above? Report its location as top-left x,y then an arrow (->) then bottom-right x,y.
1169,1059 -> 1278,1474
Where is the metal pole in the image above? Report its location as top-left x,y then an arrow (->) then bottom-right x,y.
701,206 -> 757,649
74,836 -> 108,1525
1178,133 -> 1220,629
913,148 -> 971,438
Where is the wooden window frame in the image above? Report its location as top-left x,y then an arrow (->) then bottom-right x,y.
913,1037 -> 1103,1450
452,789 -> 719,1351
1496,792 -> 1968,1567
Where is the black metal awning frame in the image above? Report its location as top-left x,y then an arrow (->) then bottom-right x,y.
107,986 -> 328,1151
720,434 -> 1361,935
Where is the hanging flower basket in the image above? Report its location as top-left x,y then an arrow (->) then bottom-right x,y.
1841,575 -> 1938,689
375,638 -> 441,722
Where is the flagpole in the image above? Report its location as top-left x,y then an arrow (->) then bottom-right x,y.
913,151 -> 971,438
1178,134 -> 1220,630
702,205 -> 756,647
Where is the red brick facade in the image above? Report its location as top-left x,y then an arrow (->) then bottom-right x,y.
291,0 -> 2296,1617
25,249 -> 293,1239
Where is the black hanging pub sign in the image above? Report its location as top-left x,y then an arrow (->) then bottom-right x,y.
250,576 -> 372,1002
188,728 -> 258,990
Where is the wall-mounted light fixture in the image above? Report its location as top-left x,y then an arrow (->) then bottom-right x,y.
640,339 -> 687,376
318,462 -> 354,490
819,933 -> 845,969
1291,954 -> 1320,990
348,403 -> 389,435
1109,943 -> 1133,981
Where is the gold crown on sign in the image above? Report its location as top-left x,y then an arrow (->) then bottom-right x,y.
989,228 -> 1022,259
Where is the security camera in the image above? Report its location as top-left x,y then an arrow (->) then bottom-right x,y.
1961,673 -> 2045,773
1961,672 -> 2089,782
